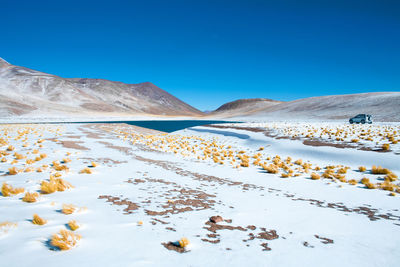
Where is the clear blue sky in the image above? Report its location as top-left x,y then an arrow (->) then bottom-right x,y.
1,0 -> 399,111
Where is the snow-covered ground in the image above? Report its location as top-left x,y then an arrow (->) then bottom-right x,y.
0,122 -> 399,267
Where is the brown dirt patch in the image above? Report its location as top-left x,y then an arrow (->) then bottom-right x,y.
162,242 -> 187,253
58,140 -> 90,151
315,235 -> 334,244
98,195 -> 140,214
202,238 -> 221,244
203,221 -> 247,233
260,243 -> 272,251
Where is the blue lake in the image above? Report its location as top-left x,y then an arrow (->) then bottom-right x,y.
69,120 -> 239,133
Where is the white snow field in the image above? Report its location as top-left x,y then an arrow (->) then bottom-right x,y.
0,122 -> 399,267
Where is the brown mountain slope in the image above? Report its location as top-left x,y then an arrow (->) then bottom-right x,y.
212,92 -> 400,121
0,58 -> 202,117
211,98 -> 283,117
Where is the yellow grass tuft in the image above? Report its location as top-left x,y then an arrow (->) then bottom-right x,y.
365,182 -> 377,189
384,172 -> 398,182
22,192 -> 40,203
41,178 -> 73,194
358,166 -> 367,172
380,182 -> 395,192
91,161 -> 98,167
79,167 -> 92,174
54,164 -> 69,172
68,220 -> 80,231
1,182 -> 24,197
178,237 -> 190,248
371,165 -> 390,175
348,179 -> 358,185
382,143 -> 390,151
361,177 -> 370,185
8,167 -> 19,175
32,214 -> 47,225
294,159 -> 303,165
264,164 -> 279,174
62,158 -> 71,163
40,180 -> 57,194
50,229 -> 81,250
14,153 -> 25,160
310,173 -> 320,180
62,204 -> 76,215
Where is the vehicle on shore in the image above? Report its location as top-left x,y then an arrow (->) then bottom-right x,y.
349,114 -> 372,124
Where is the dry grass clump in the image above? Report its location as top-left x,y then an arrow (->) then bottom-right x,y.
32,214 -> 47,225
26,159 -> 35,164
348,179 -> 358,185
1,182 -> 25,197
178,237 -> 190,248
79,167 -> 92,174
371,165 -> 390,175
310,173 -> 320,180
41,177 -> 73,194
358,166 -> 367,172
62,204 -> 76,215
62,158 -> 71,163
68,220 -> 80,231
281,172 -> 292,178
240,160 -> 249,167
384,172 -> 398,182
40,180 -> 57,194
50,229 -> 81,250
8,167 -> 19,175
53,163 -> 69,172
14,152 -> 25,160
54,178 -> 73,192
382,143 -> 390,151
24,167 -> 35,172
361,177 -> 370,184
91,161 -> 98,167
365,182 -> 377,189
322,169 -> 334,179
380,182 -> 396,192
22,192 -> 40,203
294,159 -> 303,165
263,164 -> 279,174
337,167 -> 348,174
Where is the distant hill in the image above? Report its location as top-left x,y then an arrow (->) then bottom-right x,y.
211,93 -> 400,121
212,98 -> 283,117
0,58 -> 203,117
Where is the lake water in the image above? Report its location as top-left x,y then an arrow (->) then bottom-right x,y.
73,120 -> 238,133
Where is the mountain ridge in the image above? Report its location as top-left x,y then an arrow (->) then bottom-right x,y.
0,58 -> 203,117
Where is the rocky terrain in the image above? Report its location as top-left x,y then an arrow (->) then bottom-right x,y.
0,58 -> 202,118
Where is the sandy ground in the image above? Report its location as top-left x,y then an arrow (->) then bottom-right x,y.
0,122 -> 399,267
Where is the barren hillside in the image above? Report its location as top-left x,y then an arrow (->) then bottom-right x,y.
0,58 -> 203,118
212,93 -> 400,121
